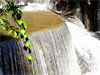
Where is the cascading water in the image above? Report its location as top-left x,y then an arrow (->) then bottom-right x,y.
26,24 -> 81,75
0,20 -> 81,75
65,17 -> 100,75
0,40 -> 30,75
0,0 -> 52,11
16,0 -> 52,11
1,0 -> 100,75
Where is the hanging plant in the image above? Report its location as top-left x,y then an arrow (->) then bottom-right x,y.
0,0 -> 34,74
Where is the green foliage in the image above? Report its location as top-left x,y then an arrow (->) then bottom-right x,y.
21,29 -> 25,35
8,30 -> 13,34
25,41 -> 31,48
30,70 -> 35,75
2,26 -> 6,30
0,18 -> 4,24
17,20 -> 27,29
17,20 -> 23,25
0,0 -> 34,74
27,55 -> 34,62
13,31 -> 17,38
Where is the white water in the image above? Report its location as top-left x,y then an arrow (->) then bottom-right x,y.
66,17 -> 100,75
0,0 -> 52,11
22,3 -> 51,12
25,23 -> 81,75
20,0 -> 100,73
1,0 -> 100,75
19,0 -> 53,12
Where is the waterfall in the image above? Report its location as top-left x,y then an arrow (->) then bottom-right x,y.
27,23 -> 81,75
0,40 -> 30,75
16,0 -> 52,11
1,0 -> 100,75
15,0 -> 50,4
0,22 -> 81,75
65,17 -> 100,75
0,0 -> 52,11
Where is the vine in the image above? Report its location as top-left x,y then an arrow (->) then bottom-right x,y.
0,0 -> 34,74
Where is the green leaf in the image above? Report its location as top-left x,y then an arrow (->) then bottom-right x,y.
13,31 -> 17,38
22,21 -> 27,29
24,33 -> 28,39
0,16 -> 6,20
30,70 -> 35,75
21,29 -> 25,35
17,20 -> 23,25
8,30 -> 13,34
27,55 -> 34,62
25,42 -> 31,48
0,19 -> 4,24
2,26 -> 6,30
17,20 -> 27,29
32,71 -> 35,75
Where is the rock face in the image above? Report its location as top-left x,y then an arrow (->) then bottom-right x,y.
0,12 -> 81,75
97,1 -> 100,31
54,0 -> 100,32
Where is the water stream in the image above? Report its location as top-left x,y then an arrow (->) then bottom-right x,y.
16,0 -> 52,11
0,0 -> 100,75
66,17 -> 100,75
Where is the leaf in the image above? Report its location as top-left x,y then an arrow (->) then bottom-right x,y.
25,41 -> 31,48
8,30 -> 13,34
24,33 -> 28,39
32,71 -> 35,75
13,8 -> 18,13
0,19 -> 4,24
22,21 -> 27,29
0,16 -> 6,20
21,29 -> 25,35
17,20 -> 23,25
2,26 -> 6,30
13,31 -> 17,38
27,55 -> 34,62
17,20 -> 27,29
30,70 -> 35,75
